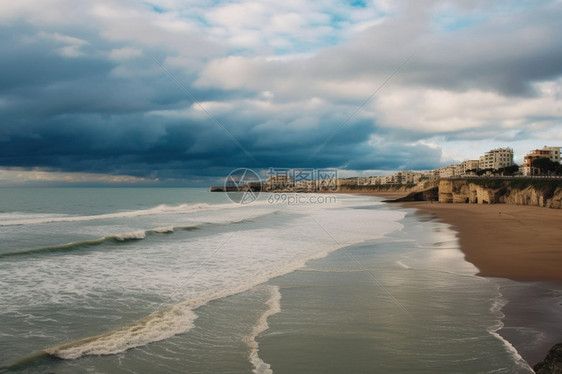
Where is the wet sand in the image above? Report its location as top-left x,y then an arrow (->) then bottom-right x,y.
337,191 -> 562,366
392,200 -> 562,367
398,202 -> 562,282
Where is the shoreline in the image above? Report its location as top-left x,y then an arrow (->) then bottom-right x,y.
367,194 -> 562,367
351,190 -> 561,282
397,201 -> 562,282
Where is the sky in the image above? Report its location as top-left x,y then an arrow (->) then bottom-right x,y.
1,0 -> 562,186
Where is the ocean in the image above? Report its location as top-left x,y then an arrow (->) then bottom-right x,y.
0,187 -> 551,373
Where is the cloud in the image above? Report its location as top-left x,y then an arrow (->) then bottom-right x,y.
373,81 -> 562,133
21,31 -> 90,58
0,167 -> 154,186
108,47 -> 143,61
0,0 -> 561,184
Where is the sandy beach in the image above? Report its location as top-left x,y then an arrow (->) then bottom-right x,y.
397,202 -> 562,282
383,198 -> 562,366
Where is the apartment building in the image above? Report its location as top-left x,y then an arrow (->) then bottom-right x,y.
542,146 -> 561,163
460,160 -> 480,174
478,148 -> 514,170
522,146 -> 561,176
395,171 -> 423,184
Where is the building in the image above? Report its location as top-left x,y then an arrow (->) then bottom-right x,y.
423,170 -> 439,180
542,146 -> 561,163
265,174 -> 293,190
383,175 -> 398,185
522,146 -> 561,176
435,164 -> 462,178
478,147 -> 514,170
395,171 -> 423,185
368,176 -> 382,185
460,160 -> 480,175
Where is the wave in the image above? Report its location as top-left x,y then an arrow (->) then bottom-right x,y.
0,209 -> 280,259
0,225 -> 199,258
20,208 -> 405,362
39,242 -> 343,361
487,287 -> 534,373
41,285 -> 283,363
0,193 -> 372,227
45,301 -> 199,359
0,203 -> 222,226
0,208 -> 282,259
113,230 -> 147,241
247,286 -> 281,374
152,226 -> 175,234
0,350 -> 52,373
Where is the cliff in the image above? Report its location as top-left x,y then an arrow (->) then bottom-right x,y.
534,343 -> 562,374
437,179 -> 562,209
388,178 -> 562,209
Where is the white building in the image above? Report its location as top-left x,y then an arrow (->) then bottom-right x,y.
436,164 -> 462,178
460,160 -> 480,175
479,147 -> 514,170
395,171 -> 423,185
541,146 -> 561,163
522,146 -> 561,176
423,170 -> 439,180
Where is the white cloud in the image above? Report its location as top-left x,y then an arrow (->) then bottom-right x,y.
373,81 -> 562,134
23,31 -> 90,57
108,47 -> 143,60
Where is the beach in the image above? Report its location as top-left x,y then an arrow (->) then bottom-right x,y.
382,197 -> 562,367
398,201 -> 562,282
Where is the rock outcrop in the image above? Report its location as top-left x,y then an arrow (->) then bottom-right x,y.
534,343 -> 562,374
391,187 -> 439,202
438,180 -> 501,204
437,179 -> 562,209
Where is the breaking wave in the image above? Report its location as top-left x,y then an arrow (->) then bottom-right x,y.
40,240 -> 352,361
45,302 -> 199,359
487,287 -> 533,372
0,225 -> 199,258
0,203 -> 221,226
247,286 -> 281,374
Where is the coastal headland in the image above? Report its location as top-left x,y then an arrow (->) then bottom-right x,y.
342,178 -> 562,209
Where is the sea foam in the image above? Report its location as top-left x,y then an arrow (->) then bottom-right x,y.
0,203 -> 221,226
487,288 -> 534,373
45,302 -> 198,359
113,230 -> 147,241
247,285 -> 282,374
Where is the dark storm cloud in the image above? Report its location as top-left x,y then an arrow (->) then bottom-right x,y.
1,0 -> 562,184
0,20 -> 411,179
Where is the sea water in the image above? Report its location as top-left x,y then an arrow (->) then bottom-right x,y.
0,188 -> 544,373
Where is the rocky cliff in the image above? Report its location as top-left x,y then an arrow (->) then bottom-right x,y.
437,179 -> 562,209
534,343 -> 562,374
389,178 -> 562,209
